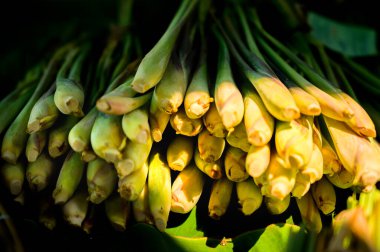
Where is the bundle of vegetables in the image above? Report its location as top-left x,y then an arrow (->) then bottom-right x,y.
0,0 -> 379,241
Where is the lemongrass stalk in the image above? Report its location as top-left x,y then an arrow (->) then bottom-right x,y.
118,161 -> 148,201
171,164 -> 205,214
312,121 -> 323,149
0,86 -> 35,135
132,184 -> 154,224
236,179 -> 263,215
53,151 -> 85,204
327,168 -> 354,189
197,129 -> 225,163
131,0 -> 199,93
90,29 -> 126,106
321,135 -> 342,176
208,177 -> 233,220
1,44 -> 70,164
340,92 -> 376,138
263,152 -> 296,200
90,113 -> 126,163
214,22 -> 300,122
214,32 -> 244,131
226,122 -> 250,152
170,107 -> 203,136
149,87 -> 170,142
202,102 -> 227,138
0,162 -> 24,196
148,151 -> 172,231
184,50 -> 212,119
275,116 -> 314,168
105,194 -> 131,231
121,105 -> 150,143
62,188 -> 89,228
225,146 -> 249,182
153,59 -> 187,114
257,36 -> 354,121
265,195 -> 290,215
48,116 -> 79,158
97,78 -> 153,115
324,117 -> 380,191
242,86 -> 274,146
26,152 -> 55,192
55,46 -> 86,116
116,134 -> 152,178
292,172 -> 311,199
245,143 -> 270,179
27,85 -> 59,134
194,148 -> 223,179
87,158 -> 117,204
68,108 -> 98,152
300,143 -> 324,184
25,131 -> 47,162
296,192 -> 322,233
167,136 -> 193,171
311,177 -> 336,215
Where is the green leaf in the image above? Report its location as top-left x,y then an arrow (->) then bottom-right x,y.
307,12 -> 377,57
166,206 -> 205,238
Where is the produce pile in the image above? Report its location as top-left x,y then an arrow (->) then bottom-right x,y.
1,0 -> 379,247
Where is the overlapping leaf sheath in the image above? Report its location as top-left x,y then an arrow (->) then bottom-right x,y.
132,184 -> 153,224
311,177 -> 336,215
236,179 -> 263,215
265,195 -> 290,215
194,148 -> 223,179
122,106 -> 150,143
48,116 -> 79,158
225,145 -> 249,182
171,165 -> 205,214
147,151 -> 171,231
197,129 -> 225,163
53,151 -> 85,204
90,113 -> 126,164
26,131 -> 47,162
170,107 -> 203,136
208,177 -> 233,220
167,136 -> 193,171
203,102 -> 227,138
87,158 -> 117,204
226,122 -> 250,152
296,192 -> 322,233
246,144 -> 270,179
26,153 -> 55,192
0,162 -> 24,196
119,161 -> 148,201
324,116 -> 380,191
62,188 -> 89,227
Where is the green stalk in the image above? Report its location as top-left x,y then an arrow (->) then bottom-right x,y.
0,162 -> 24,196
213,26 -> 299,121
26,152 -> 55,192
131,0 -> 199,93
105,194 -> 131,231
25,131 -> 47,162
0,86 -> 35,134
55,45 -> 89,116
53,151 -> 85,204
62,187 -> 89,227
256,35 -> 353,121
48,116 -> 79,158
87,158 -> 117,204
234,5 -> 264,60
1,44 -> 71,164
27,84 -> 60,133
69,68 -> 132,153
253,15 -> 346,96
